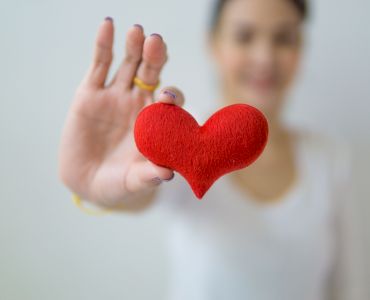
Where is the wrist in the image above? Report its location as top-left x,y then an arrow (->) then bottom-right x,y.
74,186 -> 157,214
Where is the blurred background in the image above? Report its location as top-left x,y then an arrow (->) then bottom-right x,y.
0,0 -> 369,299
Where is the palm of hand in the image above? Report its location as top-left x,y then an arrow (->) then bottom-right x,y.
59,19 -> 182,206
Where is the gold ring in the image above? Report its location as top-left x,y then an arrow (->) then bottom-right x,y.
133,76 -> 160,92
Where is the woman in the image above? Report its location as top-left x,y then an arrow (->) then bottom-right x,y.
58,0 -> 360,299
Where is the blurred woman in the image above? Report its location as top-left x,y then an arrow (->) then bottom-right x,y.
58,0 -> 361,299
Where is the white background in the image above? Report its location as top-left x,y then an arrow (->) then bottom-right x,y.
1,0 -> 369,299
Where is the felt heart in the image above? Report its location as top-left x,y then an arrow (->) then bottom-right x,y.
134,102 -> 269,199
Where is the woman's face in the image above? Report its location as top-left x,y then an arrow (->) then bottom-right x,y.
209,0 -> 304,119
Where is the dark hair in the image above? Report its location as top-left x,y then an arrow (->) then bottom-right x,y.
209,0 -> 308,33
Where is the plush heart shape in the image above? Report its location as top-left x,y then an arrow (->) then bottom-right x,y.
134,102 -> 269,199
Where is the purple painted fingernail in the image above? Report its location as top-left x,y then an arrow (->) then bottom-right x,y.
151,177 -> 162,184
163,90 -> 177,99
150,33 -> 163,40
105,16 -> 113,22
133,24 -> 143,30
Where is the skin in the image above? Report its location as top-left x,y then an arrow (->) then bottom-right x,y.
58,20 -> 184,212
58,0 -> 305,212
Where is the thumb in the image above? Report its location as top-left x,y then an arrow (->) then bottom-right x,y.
155,86 -> 185,107
125,160 -> 175,193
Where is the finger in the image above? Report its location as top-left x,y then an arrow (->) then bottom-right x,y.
125,160 -> 175,193
82,17 -> 114,88
130,33 -> 168,108
108,24 -> 145,89
155,86 -> 185,107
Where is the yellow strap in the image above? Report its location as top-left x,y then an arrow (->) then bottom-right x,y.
72,193 -> 113,216
133,76 -> 160,92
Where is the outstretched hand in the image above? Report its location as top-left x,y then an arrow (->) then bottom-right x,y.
58,18 -> 185,208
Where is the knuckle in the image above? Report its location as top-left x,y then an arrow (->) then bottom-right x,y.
124,52 -> 141,65
142,61 -> 162,73
94,50 -> 113,66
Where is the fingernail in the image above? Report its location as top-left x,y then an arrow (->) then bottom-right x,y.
163,90 -> 177,100
105,16 -> 113,22
163,173 -> 175,182
133,24 -> 143,30
150,33 -> 162,40
151,177 -> 163,184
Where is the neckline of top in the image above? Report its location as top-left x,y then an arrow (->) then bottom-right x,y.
221,127 -> 307,211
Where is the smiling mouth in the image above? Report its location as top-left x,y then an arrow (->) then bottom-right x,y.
238,70 -> 280,91
246,77 -> 277,90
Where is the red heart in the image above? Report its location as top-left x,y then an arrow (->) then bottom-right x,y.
134,103 -> 269,199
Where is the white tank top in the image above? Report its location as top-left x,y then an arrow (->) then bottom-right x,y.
149,128 -> 360,300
